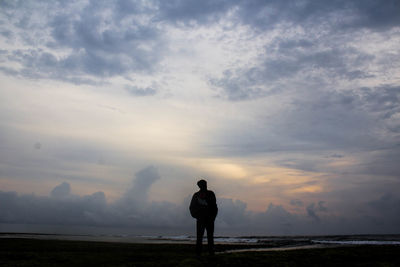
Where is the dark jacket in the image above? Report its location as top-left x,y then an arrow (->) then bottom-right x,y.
189,190 -> 218,220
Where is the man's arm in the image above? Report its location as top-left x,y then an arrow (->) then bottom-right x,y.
189,193 -> 198,219
209,191 -> 218,219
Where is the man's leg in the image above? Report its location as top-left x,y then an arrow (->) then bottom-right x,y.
196,220 -> 206,255
206,220 -> 215,255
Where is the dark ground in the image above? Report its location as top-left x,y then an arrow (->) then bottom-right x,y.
1,238 -> 400,266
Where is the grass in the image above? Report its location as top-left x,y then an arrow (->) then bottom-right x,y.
1,238 -> 400,266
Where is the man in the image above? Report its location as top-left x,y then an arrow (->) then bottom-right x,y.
189,179 -> 218,255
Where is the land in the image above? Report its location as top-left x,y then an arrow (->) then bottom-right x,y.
1,238 -> 400,266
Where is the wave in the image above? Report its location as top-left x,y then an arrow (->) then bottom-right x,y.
312,240 -> 400,245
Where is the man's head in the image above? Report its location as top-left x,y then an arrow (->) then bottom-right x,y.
197,179 -> 207,191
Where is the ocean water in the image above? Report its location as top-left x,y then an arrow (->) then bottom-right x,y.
150,234 -> 400,246
1,223 -> 400,247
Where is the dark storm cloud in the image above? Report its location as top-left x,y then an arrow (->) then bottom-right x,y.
156,0 -> 237,25
0,166 -> 177,228
48,4 -> 162,74
245,0 -> 400,31
0,0 -> 164,82
217,198 -> 249,227
50,182 -> 71,198
211,41 -> 375,101
339,0 -> 400,30
154,0 -> 400,31
121,166 -> 161,207
0,187 -> 107,226
1,175 -> 399,235
1,0 -> 399,84
306,202 -> 327,222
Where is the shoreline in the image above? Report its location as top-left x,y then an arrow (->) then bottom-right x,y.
2,233 -> 396,254
1,238 -> 400,266
0,233 -> 342,253
218,244 -> 331,254
2,232 -> 400,247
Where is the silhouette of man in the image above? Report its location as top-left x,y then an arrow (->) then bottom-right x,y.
189,179 -> 218,255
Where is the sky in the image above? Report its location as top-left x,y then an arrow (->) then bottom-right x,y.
0,0 -> 400,236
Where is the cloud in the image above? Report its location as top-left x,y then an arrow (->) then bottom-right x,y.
1,168 -> 399,235
50,182 -> 71,198
1,0 -> 399,90
290,199 -> 304,207
210,38 -> 375,101
254,203 -> 296,234
328,154 -> 344,159
0,1 -> 165,83
1,0 -> 399,237
0,166 -> 170,228
154,0 -> 400,31
217,198 -> 249,227
368,193 -> 400,218
360,85 -> 400,122
122,166 -> 161,207
339,0 -> 400,30
156,0 -> 237,26
125,85 -> 157,96
0,184 -> 107,226
210,81 -> 400,162
209,69 -> 276,101
306,202 -> 327,222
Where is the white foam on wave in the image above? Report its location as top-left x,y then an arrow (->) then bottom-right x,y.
215,237 -> 258,243
312,240 -> 400,245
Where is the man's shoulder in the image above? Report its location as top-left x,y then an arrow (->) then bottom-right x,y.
193,190 -> 215,196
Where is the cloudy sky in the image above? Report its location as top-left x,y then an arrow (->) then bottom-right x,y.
1,0 -> 400,235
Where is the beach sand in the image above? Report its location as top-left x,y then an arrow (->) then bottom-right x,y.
1,237 -> 400,266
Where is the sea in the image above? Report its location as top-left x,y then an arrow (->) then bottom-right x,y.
1,223 -> 400,250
